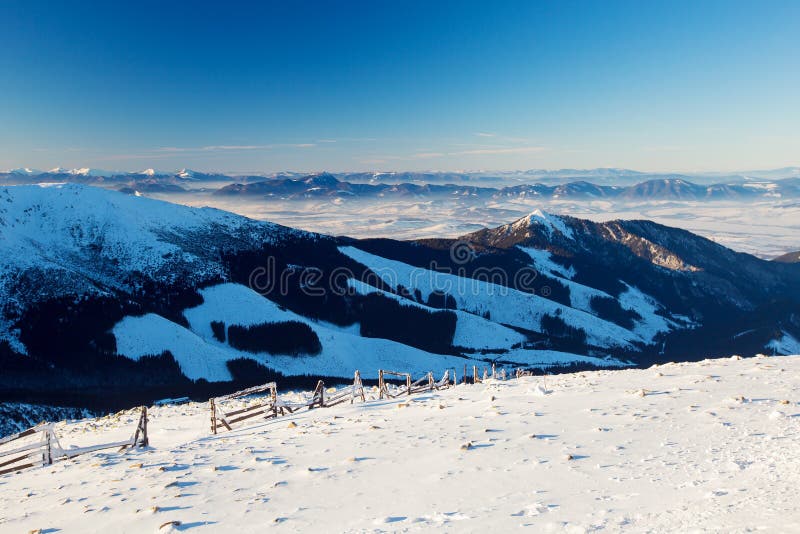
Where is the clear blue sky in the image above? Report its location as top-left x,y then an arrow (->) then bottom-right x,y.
1,0 -> 798,173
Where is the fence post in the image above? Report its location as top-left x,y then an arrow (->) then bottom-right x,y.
492,362 -> 496,379
140,406 -> 149,447
473,365 -> 478,384
379,370 -> 385,399
463,364 -> 467,385
43,428 -> 52,466
210,399 -> 217,435
406,374 -> 411,396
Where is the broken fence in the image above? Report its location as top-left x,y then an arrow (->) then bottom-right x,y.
0,406 -> 149,476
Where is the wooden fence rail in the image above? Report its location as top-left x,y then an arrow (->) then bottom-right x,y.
0,407 -> 148,477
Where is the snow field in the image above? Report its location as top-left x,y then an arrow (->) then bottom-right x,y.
1,354 -> 798,533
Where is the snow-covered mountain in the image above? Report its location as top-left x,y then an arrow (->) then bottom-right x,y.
214,174 -> 800,201
0,184 -> 798,411
4,168 -> 800,200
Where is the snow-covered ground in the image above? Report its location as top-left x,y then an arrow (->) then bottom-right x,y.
2,355 -> 799,533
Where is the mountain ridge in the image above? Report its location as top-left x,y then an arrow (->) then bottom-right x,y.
0,184 -> 797,410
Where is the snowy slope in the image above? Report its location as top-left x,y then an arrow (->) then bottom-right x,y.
518,246 -> 684,341
339,245 -> 645,349
113,283 -> 610,381
1,355 -> 798,532
0,184 -> 295,350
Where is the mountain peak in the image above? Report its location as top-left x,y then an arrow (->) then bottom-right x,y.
514,209 -> 574,240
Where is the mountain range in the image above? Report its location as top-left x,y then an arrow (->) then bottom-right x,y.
0,183 -> 798,411
4,168 -> 800,202
214,173 -> 800,201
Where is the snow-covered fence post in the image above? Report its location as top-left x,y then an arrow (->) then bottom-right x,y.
406,374 -> 412,396
312,380 -> 326,408
473,365 -> 479,384
131,406 -> 148,447
43,427 -> 52,466
352,370 -> 366,403
492,363 -> 496,379
210,399 -> 217,435
378,370 -> 385,399
463,364 -> 467,385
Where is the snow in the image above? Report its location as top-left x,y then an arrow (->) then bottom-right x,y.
113,282 -> 607,382
512,209 -> 574,240
0,184 -> 289,348
113,314 -> 235,382
6,168 -> 42,175
518,247 -> 684,341
339,245 -> 646,349
518,246 -> 576,280
2,355 -> 799,532
115,283 -> 467,381
0,184 -> 277,275
617,282 -> 689,340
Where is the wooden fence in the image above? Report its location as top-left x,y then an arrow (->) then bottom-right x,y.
1,364 -> 532,475
0,407 -> 148,476
211,368 -> 456,433
210,370 -> 370,434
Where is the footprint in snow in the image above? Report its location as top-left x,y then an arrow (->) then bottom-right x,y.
512,502 -> 554,516
374,516 -> 407,524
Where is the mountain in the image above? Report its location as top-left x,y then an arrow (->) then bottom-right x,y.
0,184 -> 798,411
215,174 -> 797,202
3,168 -> 800,200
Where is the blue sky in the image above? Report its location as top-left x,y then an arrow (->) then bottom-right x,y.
1,0 -> 798,173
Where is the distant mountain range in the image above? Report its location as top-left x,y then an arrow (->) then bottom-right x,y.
3,166 -> 800,184
214,173 -> 800,202
3,168 -> 799,201
1,184 -> 798,410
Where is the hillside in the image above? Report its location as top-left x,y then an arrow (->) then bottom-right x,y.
1,355 -> 798,532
